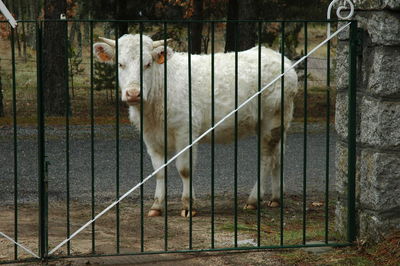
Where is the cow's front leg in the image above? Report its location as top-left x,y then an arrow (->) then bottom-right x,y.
176,146 -> 197,218
148,151 -> 165,217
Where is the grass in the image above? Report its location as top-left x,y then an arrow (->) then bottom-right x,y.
272,231 -> 400,265
217,196 -> 344,248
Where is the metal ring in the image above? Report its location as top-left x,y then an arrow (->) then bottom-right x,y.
327,0 -> 354,37
336,0 -> 354,20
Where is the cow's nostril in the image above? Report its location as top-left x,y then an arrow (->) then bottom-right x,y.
126,90 -> 140,97
125,90 -> 141,103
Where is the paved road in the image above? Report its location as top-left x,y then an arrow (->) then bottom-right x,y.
0,123 -> 336,205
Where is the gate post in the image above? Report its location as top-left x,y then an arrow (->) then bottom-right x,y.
347,20 -> 358,243
36,22 -> 48,259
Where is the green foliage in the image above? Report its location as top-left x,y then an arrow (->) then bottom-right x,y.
68,44 -> 85,97
0,57 -> 4,117
255,0 -> 331,58
93,61 -> 116,102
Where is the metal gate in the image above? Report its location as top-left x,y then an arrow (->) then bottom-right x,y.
0,12 -> 358,264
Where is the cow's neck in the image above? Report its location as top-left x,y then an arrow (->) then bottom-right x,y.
130,97 -> 164,130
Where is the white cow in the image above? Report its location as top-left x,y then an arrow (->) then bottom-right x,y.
94,34 -> 298,217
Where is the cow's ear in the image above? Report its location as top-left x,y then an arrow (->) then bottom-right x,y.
93,42 -> 115,63
152,46 -> 174,64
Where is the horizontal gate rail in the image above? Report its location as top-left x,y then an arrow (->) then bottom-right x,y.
6,19 -> 352,23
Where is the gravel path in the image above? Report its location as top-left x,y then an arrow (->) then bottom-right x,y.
0,122 -> 336,205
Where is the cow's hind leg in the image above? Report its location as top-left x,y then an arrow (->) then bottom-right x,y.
148,151 -> 165,217
266,127 -> 282,208
245,127 -> 281,210
176,147 -> 197,218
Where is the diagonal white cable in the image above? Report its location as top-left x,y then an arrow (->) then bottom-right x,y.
0,231 -> 40,259
49,22 -> 351,256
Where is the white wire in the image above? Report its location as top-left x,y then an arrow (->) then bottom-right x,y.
48,21 -> 351,256
0,0 -> 17,28
0,232 -> 39,259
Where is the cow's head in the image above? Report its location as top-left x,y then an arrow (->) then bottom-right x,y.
93,34 -> 173,105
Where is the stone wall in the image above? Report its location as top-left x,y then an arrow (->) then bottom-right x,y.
335,0 -> 400,242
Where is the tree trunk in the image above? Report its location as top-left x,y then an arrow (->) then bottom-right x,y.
203,23 -> 211,54
43,0 -> 68,116
116,0 -> 128,37
237,0 -> 256,50
69,22 -> 78,43
22,23 -> 27,62
83,22 -> 90,45
224,0 -> 237,52
0,58 -> 4,117
190,0 -> 203,54
225,0 -> 256,52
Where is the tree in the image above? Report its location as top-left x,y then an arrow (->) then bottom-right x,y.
0,57 -> 4,117
225,0 -> 256,52
68,44 -> 84,98
93,61 -> 116,103
42,0 -> 68,116
115,0 -> 128,36
0,15 -> 9,117
190,0 -> 203,54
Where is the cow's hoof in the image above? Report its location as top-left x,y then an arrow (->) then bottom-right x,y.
243,204 -> 257,210
267,200 -> 280,208
148,209 -> 162,217
181,209 -> 197,218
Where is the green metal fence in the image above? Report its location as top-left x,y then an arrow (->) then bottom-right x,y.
0,19 -> 358,263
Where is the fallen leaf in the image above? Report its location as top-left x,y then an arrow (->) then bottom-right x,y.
311,202 -> 324,207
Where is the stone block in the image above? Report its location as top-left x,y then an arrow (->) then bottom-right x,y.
335,92 -> 348,140
337,21 -> 350,41
334,200 -> 348,239
354,0 -> 400,10
335,141 -> 362,239
360,98 -> 400,148
359,210 -> 400,242
335,41 -> 349,91
335,92 -> 362,141
357,11 -> 400,46
360,150 -> 400,211
367,46 -> 400,98
335,142 -> 348,192
335,141 -> 362,198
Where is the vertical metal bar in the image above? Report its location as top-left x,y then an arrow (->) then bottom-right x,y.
325,23 -> 331,244
139,21 -> 145,253
115,26 -> 120,254
36,21 -> 47,259
11,26 -> 18,261
65,19 -> 71,256
210,21 -> 215,250
234,20 -> 239,248
302,21 -> 308,246
163,22 -> 169,251
187,21 -> 193,250
347,20 -> 357,243
90,21 -> 96,254
280,21 -> 285,246
256,21 -> 262,247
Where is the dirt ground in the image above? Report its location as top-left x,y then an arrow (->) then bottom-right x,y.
0,194 -> 339,263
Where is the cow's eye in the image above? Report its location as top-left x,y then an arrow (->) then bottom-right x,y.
144,62 -> 152,69
119,63 -> 125,69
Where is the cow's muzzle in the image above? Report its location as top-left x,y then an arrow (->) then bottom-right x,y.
125,89 -> 141,105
